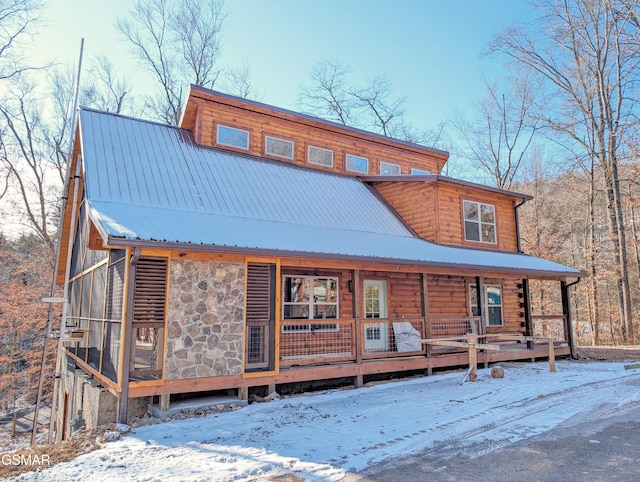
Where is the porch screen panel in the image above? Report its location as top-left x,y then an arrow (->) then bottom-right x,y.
131,257 -> 167,380
245,263 -> 275,371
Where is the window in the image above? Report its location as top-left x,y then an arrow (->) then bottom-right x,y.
265,136 -> 294,159
411,168 -> 430,175
283,276 -> 338,320
216,125 -> 249,149
469,284 -> 503,327
345,154 -> 369,174
380,162 -> 401,176
486,285 -> 503,326
463,200 -> 496,244
308,146 -> 334,167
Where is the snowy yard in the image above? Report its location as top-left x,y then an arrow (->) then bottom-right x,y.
8,360 -> 640,481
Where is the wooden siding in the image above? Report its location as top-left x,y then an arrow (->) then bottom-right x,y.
182,90 -> 448,176
436,183 -> 518,251
372,181 -> 438,241
371,179 -> 520,251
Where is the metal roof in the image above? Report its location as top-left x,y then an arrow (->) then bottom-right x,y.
79,108 -> 582,278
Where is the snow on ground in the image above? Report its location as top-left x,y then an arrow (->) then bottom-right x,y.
9,360 -> 640,481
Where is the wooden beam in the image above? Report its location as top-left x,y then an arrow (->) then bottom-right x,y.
423,339 -> 501,351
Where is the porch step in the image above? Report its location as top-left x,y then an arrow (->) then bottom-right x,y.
148,395 -> 247,419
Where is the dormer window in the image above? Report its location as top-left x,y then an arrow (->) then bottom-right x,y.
265,136 -> 294,159
380,162 -> 401,175
411,168 -> 430,175
308,146 -> 334,167
463,200 -> 496,244
346,154 -> 369,174
217,125 -> 249,150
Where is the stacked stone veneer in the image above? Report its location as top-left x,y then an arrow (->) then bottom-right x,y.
165,260 -> 245,380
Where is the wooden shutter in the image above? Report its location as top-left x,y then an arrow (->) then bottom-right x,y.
246,263 -> 273,323
133,257 -> 168,324
245,262 -> 275,370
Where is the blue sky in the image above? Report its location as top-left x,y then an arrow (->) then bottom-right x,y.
35,0 -> 537,131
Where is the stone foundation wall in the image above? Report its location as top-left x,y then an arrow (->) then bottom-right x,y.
165,260 -> 245,380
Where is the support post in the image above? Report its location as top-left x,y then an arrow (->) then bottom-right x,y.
119,247 -> 141,424
561,280 -> 578,359
548,338 -> 556,372
159,394 -> 170,412
421,272 -> 431,358
352,270 -> 363,388
475,276 -> 485,336
468,334 -> 477,382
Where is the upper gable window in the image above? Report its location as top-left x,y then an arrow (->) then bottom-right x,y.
380,162 -> 401,176
463,200 -> 496,244
346,154 -> 369,174
411,168 -> 430,175
265,136 -> 294,159
217,125 -> 249,150
308,146 -> 334,167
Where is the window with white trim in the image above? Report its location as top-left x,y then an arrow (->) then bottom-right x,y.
217,125 -> 249,149
308,146 -> 334,167
345,154 -> 369,173
380,162 -> 401,175
411,168 -> 430,175
463,200 -> 496,244
265,136 -> 294,159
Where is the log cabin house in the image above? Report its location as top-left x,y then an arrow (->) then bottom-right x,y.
51,85 -> 583,440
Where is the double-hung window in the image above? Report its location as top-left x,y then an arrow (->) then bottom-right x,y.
463,200 -> 496,244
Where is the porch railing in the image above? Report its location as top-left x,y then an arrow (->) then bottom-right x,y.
278,314 -> 564,367
279,317 -> 427,366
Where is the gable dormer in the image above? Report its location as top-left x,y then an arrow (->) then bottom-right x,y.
365,175 -> 531,253
180,85 -> 449,176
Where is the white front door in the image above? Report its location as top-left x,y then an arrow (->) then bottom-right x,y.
364,280 -> 388,351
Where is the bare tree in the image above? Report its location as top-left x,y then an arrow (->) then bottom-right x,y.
220,64 -> 255,100
117,0 -> 226,125
82,56 -> 137,115
450,74 -> 539,190
298,60 -> 355,125
493,0 -> 640,343
299,59 -> 424,146
350,75 -> 406,137
0,0 -> 42,81
0,76 -> 61,247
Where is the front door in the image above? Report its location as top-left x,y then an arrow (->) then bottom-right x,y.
364,280 -> 388,351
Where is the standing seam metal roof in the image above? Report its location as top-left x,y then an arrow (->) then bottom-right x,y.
79,108 -> 582,278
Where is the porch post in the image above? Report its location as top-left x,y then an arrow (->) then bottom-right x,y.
421,273 -> 431,360
119,247 -> 140,425
561,280 -> 577,359
475,276 -> 485,335
352,269 -> 363,387
522,279 -> 534,350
